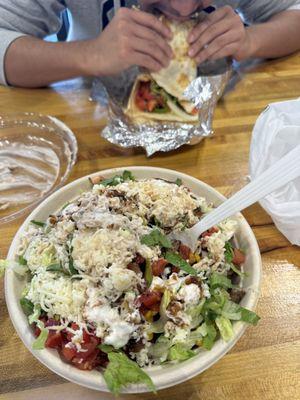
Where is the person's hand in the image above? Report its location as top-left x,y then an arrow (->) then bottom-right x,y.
188,6 -> 252,64
88,7 -> 173,76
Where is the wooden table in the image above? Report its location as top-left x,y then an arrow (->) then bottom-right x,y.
0,54 -> 300,400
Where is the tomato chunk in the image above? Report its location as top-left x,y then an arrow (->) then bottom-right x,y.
151,259 -> 168,276
78,337 -> 100,360
139,290 -> 162,310
61,344 -> 77,362
45,331 -> 63,349
232,248 -> 246,266
72,349 -> 100,371
135,81 -> 166,113
179,244 -> 191,260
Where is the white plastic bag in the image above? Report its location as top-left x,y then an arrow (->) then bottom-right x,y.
249,99 -> 300,245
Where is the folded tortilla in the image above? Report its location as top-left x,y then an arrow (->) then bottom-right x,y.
151,17 -> 198,111
125,74 -> 198,124
125,17 -> 198,123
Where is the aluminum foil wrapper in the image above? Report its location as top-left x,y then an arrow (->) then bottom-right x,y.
91,60 -> 231,156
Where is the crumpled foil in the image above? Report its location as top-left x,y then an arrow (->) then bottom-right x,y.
91,59 -> 231,156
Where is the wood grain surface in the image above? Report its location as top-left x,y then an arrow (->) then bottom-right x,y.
0,53 -> 300,400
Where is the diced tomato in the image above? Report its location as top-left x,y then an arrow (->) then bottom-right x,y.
151,259 -> 168,276
138,82 -> 155,101
45,331 -> 63,349
191,107 -> 198,115
147,99 -> 158,112
139,290 -> 162,310
201,227 -> 219,238
232,248 -> 246,266
135,96 -> 147,112
60,344 -> 77,362
65,323 -> 91,343
72,349 -> 100,371
179,244 -> 191,260
135,81 -> 165,113
77,337 -> 100,360
171,266 -> 180,274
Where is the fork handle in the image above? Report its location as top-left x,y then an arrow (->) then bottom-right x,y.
192,145 -> 300,237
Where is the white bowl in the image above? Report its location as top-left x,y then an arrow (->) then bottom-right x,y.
5,167 -> 262,393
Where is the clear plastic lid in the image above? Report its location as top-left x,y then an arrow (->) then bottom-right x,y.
0,113 -> 77,225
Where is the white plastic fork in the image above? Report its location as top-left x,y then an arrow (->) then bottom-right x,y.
171,144 -> 300,252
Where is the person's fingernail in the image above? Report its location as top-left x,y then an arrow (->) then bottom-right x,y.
188,48 -> 195,57
189,34 -> 195,43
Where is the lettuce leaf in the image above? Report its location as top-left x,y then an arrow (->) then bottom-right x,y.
240,307 -> 260,325
100,170 -> 135,187
141,229 -> 172,249
186,298 -> 205,329
104,352 -> 156,395
20,297 -> 34,316
209,272 -> 233,289
221,300 -> 242,320
145,259 -> 153,287
215,316 -> 234,342
201,322 -> 217,350
168,343 -> 195,361
148,336 -> 171,363
32,321 -> 48,350
165,251 -> 197,276
28,305 -> 48,350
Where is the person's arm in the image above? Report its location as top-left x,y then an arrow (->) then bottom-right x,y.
236,10 -> 300,60
188,6 -> 300,64
2,4 -> 173,88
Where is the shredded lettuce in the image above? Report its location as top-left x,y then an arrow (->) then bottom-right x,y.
168,343 -> 195,361
229,263 -> 246,277
28,305 -> 41,325
18,255 -> 27,266
209,272 -> 233,289
20,297 -> 34,316
104,352 -> 156,395
224,241 -> 234,263
221,300 -> 242,320
98,344 -> 118,353
187,298 -> 205,329
28,305 -> 48,350
30,220 -> 46,228
32,321 -> 48,350
148,336 -> 171,363
215,316 -> 234,342
240,307 -> 260,325
201,322 -> 217,350
99,170 -> 135,187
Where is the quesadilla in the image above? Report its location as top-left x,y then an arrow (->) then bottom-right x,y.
125,17 -> 198,123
